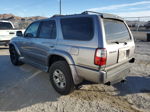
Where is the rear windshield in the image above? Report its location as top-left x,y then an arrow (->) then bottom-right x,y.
0,22 -> 13,29
103,19 -> 131,43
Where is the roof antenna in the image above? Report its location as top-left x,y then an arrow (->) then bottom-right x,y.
59,0 -> 62,15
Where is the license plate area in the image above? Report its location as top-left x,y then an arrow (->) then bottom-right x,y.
118,48 -> 130,62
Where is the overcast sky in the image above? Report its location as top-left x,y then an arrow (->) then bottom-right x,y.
0,0 -> 150,17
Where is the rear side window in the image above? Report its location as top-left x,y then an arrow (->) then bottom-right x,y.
39,20 -> 56,39
0,22 -> 13,29
104,19 -> 131,43
61,17 -> 94,41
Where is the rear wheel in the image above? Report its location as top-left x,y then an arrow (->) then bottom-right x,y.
9,46 -> 23,66
49,61 -> 74,95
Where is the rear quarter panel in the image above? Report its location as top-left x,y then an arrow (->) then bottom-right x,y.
56,15 -> 100,70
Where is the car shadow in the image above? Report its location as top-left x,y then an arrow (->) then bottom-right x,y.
73,75 -> 150,97
0,55 -> 60,111
113,75 -> 150,96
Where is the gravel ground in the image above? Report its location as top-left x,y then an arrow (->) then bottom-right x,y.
0,42 -> 150,112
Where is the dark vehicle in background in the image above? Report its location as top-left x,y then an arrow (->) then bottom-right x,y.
144,21 -> 150,29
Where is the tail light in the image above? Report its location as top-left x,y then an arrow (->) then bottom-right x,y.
94,48 -> 107,66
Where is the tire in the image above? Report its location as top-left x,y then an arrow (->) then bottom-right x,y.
49,61 -> 74,95
9,45 -> 23,66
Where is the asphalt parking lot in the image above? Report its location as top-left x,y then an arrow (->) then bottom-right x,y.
0,46 -> 60,111
0,43 -> 150,112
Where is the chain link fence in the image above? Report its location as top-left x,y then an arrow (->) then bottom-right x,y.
124,16 -> 150,32
124,16 -> 150,41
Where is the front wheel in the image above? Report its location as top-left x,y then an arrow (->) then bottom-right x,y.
49,61 -> 74,95
9,46 -> 23,66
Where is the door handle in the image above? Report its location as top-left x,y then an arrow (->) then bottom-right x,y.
50,46 -> 54,48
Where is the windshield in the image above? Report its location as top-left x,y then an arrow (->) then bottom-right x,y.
0,22 -> 13,29
103,19 -> 131,43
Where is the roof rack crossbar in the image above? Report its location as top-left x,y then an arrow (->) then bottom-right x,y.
51,14 -> 64,18
82,11 -> 102,15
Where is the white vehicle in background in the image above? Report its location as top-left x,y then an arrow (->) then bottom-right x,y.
0,20 -> 24,46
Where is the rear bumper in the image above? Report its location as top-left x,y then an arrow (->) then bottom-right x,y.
102,64 -> 130,84
76,61 -> 132,84
0,40 -> 9,45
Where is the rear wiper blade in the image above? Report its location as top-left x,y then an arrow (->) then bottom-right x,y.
111,41 -> 120,44
112,41 -> 128,45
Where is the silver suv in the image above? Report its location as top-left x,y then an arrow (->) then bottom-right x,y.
9,11 -> 135,95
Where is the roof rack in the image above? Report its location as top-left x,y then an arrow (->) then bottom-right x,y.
50,11 -> 123,21
82,11 -> 102,15
50,11 -> 103,18
51,14 -> 64,18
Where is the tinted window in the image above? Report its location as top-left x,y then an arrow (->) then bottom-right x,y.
61,17 -> 94,40
25,22 -> 40,38
39,21 -> 56,39
0,22 -> 13,29
104,19 -> 131,43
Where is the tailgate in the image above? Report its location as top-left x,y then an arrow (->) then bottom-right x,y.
106,42 -> 135,67
103,19 -> 135,67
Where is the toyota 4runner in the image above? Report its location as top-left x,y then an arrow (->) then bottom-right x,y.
9,11 -> 135,95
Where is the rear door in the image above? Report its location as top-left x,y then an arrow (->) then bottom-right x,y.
60,16 -> 98,69
103,19 -> 135,67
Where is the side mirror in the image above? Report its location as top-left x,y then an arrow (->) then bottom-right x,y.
25,33 -> 34,37
16,31 -> 23,37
